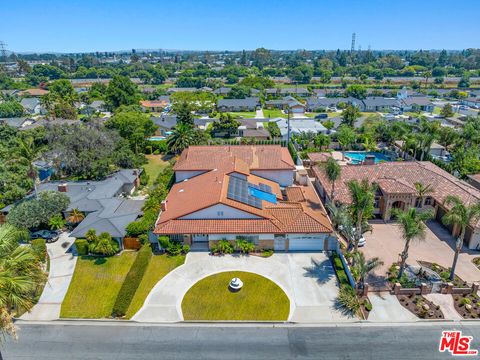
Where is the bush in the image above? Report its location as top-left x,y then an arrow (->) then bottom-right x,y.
31,238 -> 47,263
364,299 -> 372,312
235,239 -> 255,254
112,244 -> 152,317
139,168 -> 149,186
211,240 -> 234,255
89,232 -> 119,256
75,239 -> 89,256
337,285 -> 361,315
462,298 -> 472,306
331,253 -> 350,286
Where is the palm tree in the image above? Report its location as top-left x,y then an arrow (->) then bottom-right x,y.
0,224 -> 45,339
167,123 -> 196,154
16,137 -> 42,198
347,179 -> 377,252
324,157 -> 341,202
414,182 -> 434,208
351,251 -> 384,289
442,196 -> 480,281
392,207 -> 433,278
66,208 -> 85,224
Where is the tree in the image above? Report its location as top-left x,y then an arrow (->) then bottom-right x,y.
337,125 -> 356,158
341,105 -> 361,127
7,190 -> 70,229
438,126 -> 458,151
49,214 -> 65,230
351,251 -> 384,289
0,101 -> 24,118
391,207 -> 433,279
105,75 -> 138,110
440,103 -> 454,118
15,136 -> 42,198
211,113 -> 240,138
267,122 -> 281,138
314,134 -> 331,151
324,157 -> 341,202
414,182 -> 434,208
345,84 -> 367,99
0,224 -> 45,339
166,123 -> 197,154
347,179 -> 376,252
67,208 -> 85,224
174,101 -> 195,127
48,79 -> 77,105
442,196 -> 480,281
89,232 -> 119,256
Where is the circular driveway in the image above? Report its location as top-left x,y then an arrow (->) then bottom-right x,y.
133,252 -> 350,323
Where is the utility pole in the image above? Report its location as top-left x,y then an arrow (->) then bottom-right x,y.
287,108 -> 291,146
350,33 -> 356,53
0,41 -> 8,65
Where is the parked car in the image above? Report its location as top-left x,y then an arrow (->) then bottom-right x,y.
30,230 -> 60,243
315,113 -> 328,119
338,225 -> 366,247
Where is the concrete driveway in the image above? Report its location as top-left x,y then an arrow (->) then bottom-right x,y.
133,252 -> 350,323
362,222 -> 480,288
367,292 -> 417,322
21,233 -> 77,320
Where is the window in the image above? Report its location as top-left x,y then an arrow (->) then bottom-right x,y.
415,198 -> 422,208
217,211 -> 224,217
238,235 -> 259,245
425,197 -> 432,206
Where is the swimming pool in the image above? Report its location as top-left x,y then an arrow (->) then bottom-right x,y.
148,136 -> 166,141
344,151 -> 392,164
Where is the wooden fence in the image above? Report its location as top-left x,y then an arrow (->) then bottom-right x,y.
123,237 -> 141,250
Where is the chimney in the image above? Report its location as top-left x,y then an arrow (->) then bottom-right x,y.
58,183 -> 68,193
161,200 -> 167,212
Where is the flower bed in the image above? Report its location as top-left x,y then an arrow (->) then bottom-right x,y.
359,296 -> 372,319
418,261 -> 469,288
453,293 -> 480,319
397,294 -> 444,319
473,257 -> 480,270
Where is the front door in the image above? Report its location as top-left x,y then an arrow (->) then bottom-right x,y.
274,236 -> 286,251
192,234 -> 208,242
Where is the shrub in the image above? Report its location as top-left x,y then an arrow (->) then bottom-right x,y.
331,253 -> 350,286
85,229 -> 97,243
112,244 -> 152,317
337,285 -> 361,315
235,239 -> 255,254
462,298 -> 472,306
166,242 -> 183,256
75,239 -> 89,256
211,240 -> 234,255
139,168 -> 149,186
364,299 -> 372,312
138,234 -> 148,244
31,238 -> 47,263
262,249 -> 273,257
89,232 -> 119,256
182,244 -> 190,254
440,271 -> 450,281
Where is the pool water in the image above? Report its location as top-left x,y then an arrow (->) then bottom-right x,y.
344,152 -> 392,164
148,136 -> 166,141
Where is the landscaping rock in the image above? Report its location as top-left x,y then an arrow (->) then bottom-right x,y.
466,304 -> 472,311
422,304 -> 430,311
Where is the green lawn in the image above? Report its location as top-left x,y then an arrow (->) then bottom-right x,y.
218,112 -> 256,118
263,109 -> 287,118
182,271 -> 290,321
126,254 -> 185,318
144,154 -> 171,187
60,252 -> 137,318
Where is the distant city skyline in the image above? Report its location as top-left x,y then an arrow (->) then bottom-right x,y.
1,0 -> 479,53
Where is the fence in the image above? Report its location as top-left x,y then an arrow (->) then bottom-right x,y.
123,237 -> 142,250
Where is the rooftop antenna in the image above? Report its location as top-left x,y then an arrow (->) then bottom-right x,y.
350,33 -> 356,52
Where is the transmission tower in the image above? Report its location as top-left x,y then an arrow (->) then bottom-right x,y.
0,41 -> 8,64
350,33 -> 356,52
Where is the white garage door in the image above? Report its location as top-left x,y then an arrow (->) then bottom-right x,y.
288,236 -> 323,251
291,107 -> 304,113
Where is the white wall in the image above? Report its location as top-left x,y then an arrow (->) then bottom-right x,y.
469,230 -> 480,250
251,169 -> 294,187
180,204 -> 261,220
175,170 -> 207,182
209,233 -> 272,241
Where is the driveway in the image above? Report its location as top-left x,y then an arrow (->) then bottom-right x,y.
255,109 -> 264,118
133,252 -> 351,323
21,233 -> 77,320
362,222 -> 480,288
367,292 -> 417,322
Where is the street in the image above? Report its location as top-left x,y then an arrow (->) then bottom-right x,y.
3,321 -> 480,359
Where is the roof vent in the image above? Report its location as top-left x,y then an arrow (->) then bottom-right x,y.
179,189 -> 184,193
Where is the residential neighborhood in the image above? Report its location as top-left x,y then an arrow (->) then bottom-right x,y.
1,1 -> 480,358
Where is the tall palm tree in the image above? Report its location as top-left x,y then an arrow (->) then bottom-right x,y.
16,137 -> 42,198
166,123 -> 196,154
66,208 -> 85,224
0,224 -> 45,339
392,207 -> 433,278
442,196 -> 480,281
351,251 -> 384,289
324,157 -> 341,202
347,179 -> 377,252
414,182 -> 434,208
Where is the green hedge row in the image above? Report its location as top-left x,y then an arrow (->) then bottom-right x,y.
75,239 -> 89,256
111,244 -> 153,317
331,253 -> 350,286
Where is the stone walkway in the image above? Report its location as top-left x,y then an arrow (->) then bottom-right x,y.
424,293 -> 463,320
133,252 -> 351,323
21,233 -> 77,320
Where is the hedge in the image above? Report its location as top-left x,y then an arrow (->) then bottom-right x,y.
75,239 -> 89,256
331,253 -> 349,286
111,244 -> 152,317
31,238 -> 47,263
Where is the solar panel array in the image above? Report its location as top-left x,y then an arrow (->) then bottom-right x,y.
227,176 -> 263,209
248,182 -> 272,193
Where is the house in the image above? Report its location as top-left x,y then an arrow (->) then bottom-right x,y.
140,99 -> 169,112
20,98 -> 44,115
306,97 -> 360,112
18,88 -> 49,97
154,146 -> 335,251
271,118 -> 328,139
0,117 -> 34,129
213,87 -> 232,96
310,159 -> 480,249
265,96 -> 305,114
400,97 -> 435,112
461,97 -> 480,108
217,97 -> 260,112
279,88 -> 310,97
80,100 -> 106,115
467,174 -> 480,191
361,97 -> 400,112
237,119 -> 271,140
167,87 -> 198,94
152,115 -> 177,136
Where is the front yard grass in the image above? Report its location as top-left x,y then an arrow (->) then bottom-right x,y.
60,252 -> 137,318
182,271 -> 290,321
126,254 -> 185,318
144,154 -> 171,187
263,109 -> 287,118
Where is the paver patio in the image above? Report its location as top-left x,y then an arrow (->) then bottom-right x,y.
362,221 -> 480,288
133,252 -> 351,323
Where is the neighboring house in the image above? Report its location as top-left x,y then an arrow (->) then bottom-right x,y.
213,87 -> 232,96
400,97 -> 435,112
0,117 -> 34,129
361,97 -> 400,112
167,87 -> 198,94
237,119 -> 271,140
265,96 -> 305,114
18,88 -> 49,97
20,118 -> 81,130
461,97 -> 480,108
280,88 -> 310,97
306,97 -> 360,111
140,99 -> 169,112
467,174 -> 480,191
217,97 -> 260,112
20,97 -> 44,115
154,146 -> 335,251
271,118 -> 328,139
310,159 -> 480,249
81,100 -> 106,115
393,141 -> 448,159
152,115 -> 177,136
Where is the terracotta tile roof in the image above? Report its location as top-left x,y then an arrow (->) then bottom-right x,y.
285,187 -> 305,202
140,100 -> 169,108
173,145 -> 295,171
19,88 -> 49,96
308,152 -> 333,163
312,161 -> 480,208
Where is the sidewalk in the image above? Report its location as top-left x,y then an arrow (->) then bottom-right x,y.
21,233 -> 77,320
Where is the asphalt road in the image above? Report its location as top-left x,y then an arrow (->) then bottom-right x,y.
3,321 -> 480,360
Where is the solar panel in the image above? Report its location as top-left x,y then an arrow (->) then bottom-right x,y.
227,177 -> 263,209
248,182 -> 272,194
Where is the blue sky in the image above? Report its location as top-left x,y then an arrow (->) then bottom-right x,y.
2,0 -> 479,53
